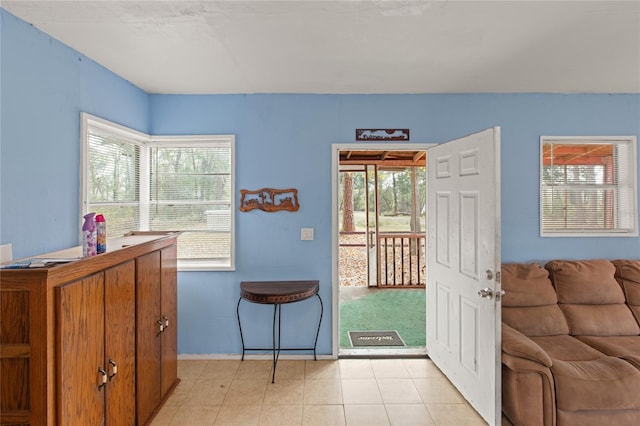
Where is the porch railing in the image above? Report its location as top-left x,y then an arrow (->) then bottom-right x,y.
378,233 -> 426,288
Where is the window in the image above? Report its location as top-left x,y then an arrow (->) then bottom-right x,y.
540,136 -> 637,237
81,113 -> 235,270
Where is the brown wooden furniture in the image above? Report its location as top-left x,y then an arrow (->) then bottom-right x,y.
0,232 -> 179,426
237,280 -> 322,383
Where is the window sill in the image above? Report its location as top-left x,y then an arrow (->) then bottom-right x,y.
178,259 -> 235,272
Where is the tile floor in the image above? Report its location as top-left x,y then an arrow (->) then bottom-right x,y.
151,358 -> 488,425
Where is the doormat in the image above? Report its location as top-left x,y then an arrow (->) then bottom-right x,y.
349,330 -> 405,347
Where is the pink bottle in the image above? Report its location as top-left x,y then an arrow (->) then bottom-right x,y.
95,214 -> 106,254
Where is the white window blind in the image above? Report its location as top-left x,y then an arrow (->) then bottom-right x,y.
85,120 -> 143,239
82,113 -> 235,270
540,137 -> 638,237
149,141 -> 233,267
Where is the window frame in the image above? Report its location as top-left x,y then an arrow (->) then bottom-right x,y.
539,135 -> 638,237
81,112 -> 235,271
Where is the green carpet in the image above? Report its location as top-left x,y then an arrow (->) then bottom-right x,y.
340,289 -> 426,348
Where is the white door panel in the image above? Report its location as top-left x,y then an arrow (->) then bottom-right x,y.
427,127 -> 501,425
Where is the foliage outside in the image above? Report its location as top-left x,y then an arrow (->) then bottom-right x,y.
87,131 -> 233,262
339,167 -> 426,232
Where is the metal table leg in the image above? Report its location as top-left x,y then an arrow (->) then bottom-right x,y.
236,288 -> 323,383
272,303 -> 281,383
237,297 -> 245,360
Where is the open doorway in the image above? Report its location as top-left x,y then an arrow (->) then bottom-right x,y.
333,145 -> 428,356
332,129 -> 501,423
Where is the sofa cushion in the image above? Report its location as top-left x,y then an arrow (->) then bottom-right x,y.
546,259 -> 624,304
551,357 -> 640,412
612,260 -> 640,324
501,263 -> 558,307
613,260 -> 640,301
560,304 -> 640,336
531,335 -> 604,361
576,336 -> 640,369
503,305 -> 569,336
501,263 -> 569,336
628,306 -> 640,323
546,259 -> 640,336
556,410 -> 640,426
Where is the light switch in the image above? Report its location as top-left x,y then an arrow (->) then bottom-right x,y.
301,228 -> 314,241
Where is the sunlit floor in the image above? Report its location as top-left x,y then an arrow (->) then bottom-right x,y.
151,358 -> 488,425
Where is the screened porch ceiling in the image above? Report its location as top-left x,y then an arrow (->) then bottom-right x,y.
339,150 -> 426,168
340,144 -> 614,169
542,144 -> 614,166
339,143 -> 613,168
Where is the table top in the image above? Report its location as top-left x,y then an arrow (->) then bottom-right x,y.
240,280 -> 319,304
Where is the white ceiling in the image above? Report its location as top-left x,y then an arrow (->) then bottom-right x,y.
3,1 -> 640,94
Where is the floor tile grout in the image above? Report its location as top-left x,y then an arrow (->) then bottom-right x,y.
152,359 -> 487,425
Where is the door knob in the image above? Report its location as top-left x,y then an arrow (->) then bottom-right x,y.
98,367 -> 107,390
163,315 -> 170,329
478,288 -> 494,299
108,358 -> 118,380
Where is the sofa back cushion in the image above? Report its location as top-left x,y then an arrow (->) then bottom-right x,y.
502,263 -> 559,307
612,259 -> 640,322
546,259 -> 624,304
546,260 -> 639,336
501,263 -> 569,336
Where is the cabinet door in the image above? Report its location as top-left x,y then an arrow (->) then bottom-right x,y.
136,251 -> 162,425
56,273 -> 105,426
105,260 -> 136,426
160,244 -> 178,397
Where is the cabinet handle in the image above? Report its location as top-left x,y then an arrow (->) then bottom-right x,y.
98,367 -> 107,390
108,358 -> 118,380
163,315 -> 170,329
157,319 -> 165,335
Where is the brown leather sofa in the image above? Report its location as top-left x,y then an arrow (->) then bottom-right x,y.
501,259 -> 640,426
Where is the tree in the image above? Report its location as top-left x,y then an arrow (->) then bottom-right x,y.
391,172 -> 398,215
342,172 -> 355,232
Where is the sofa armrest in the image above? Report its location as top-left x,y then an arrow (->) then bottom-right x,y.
502,322 -> 552,367
502,353 -> 557,426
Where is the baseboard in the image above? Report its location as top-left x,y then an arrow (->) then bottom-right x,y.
178,353 -> 336,360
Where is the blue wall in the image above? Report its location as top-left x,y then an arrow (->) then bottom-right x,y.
0,10 -> 149,256
3,9 -> 640,355
152,94 -> 640,355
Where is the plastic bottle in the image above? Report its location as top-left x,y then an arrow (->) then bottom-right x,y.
82,212 -> 97,257
95,214 -> 107,254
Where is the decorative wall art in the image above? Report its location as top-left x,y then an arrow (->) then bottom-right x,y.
239,188 -> 300,212
356,129 -> 410,141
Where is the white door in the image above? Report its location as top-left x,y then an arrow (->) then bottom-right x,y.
426,127 -> 502,424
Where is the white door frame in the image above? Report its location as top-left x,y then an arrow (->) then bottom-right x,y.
330,142 -> 432,358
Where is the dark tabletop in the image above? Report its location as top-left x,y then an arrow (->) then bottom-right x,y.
240,280 -> 319,304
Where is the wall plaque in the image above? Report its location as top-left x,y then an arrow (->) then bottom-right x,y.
239,188 -> 299,212
356,129 -> 410,141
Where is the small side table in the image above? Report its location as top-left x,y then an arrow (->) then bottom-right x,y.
237,280 -> 323,383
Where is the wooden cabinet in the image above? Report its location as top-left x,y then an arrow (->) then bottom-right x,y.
160,246 -> 178,398
56,261 -> 136,425
136,245 -> 177,425
56,272 -> 106,425
104,262 -> 137,426
0,232 -> 179,426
